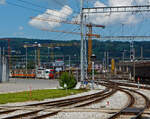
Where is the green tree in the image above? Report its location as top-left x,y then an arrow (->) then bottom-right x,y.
59,72 -> 77,89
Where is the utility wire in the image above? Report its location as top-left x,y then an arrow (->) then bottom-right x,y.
7,1 -> 70,20
51,0 -> 79,14
7,1 -> 81,41
51,26 -> 80,40
16,0 -> 75,18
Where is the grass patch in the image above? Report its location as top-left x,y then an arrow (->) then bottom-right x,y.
0,89 -> 87,104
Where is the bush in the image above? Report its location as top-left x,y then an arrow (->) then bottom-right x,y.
59,72 -> 77,89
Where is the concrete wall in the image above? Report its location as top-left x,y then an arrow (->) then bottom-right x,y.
0,56 -> 9,82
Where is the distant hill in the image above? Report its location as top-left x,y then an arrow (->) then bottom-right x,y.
1,38 -> 150,61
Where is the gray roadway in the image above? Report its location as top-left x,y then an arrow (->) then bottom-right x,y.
0,78 -> 59,93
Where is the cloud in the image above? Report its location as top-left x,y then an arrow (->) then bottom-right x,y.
73,0 -> 148,25
19,26 -> 24,30
94,1 -> 106,7
0,0 -> 5,4
109,0 -> 133,6
87,0 -> 142,25
29,5 -> 72,30
135,0 -> 150,5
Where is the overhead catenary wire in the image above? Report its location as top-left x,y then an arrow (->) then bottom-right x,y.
7,0 -> 82,41
16,0 -> 77,18
51,0 -> 80,14
53,26 -> 80,40
7,0 -> 150,42
7,1 -> 71,20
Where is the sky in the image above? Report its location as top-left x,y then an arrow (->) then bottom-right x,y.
1,0 -> 150,40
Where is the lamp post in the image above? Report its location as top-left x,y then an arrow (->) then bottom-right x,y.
91,54 -> 96,89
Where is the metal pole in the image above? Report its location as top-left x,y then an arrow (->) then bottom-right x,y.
26,47 -> 27,79
3,47 -> 5,56
92,61 -> 94,89
138,78 -> 140,89
76,69 -> 78,83
63,55 -> 64,71
104,52 -> 106,71
107,51 -> 109,72
104,52 -> 106,79
69,55 -> 70,75
35,48 -> 36,68
84,37 -> 87,79
122,51 -> 125,62
141,46 -> 143,60
133,59 -> 135,82
0,47 -> 1,58
2,47 -> 5,65
132,48 -> 135,82
122,51 -> 125,72
48,47 -> 50,66
35,48 -> 36,79
80,0 -> 84,83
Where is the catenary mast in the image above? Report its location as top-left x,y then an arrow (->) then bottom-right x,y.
80,0 -> 85,83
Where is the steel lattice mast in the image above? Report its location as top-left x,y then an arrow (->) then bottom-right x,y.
80,4 -> 150,82
80,0 -> 85,83
83,5 -> 150,14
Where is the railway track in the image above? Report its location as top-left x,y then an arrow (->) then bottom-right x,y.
0,87 -> 117,119
1,79 -> 149,119
99,79 -> 150,90
98,80 -> 150,119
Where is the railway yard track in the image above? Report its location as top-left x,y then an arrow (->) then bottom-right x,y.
0,87 -> 116,119
97,80 -> 150,119
107,87 -> 150,119
0,79 -> 150,119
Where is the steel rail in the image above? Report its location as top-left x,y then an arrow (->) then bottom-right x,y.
97,80 -> 150,119
123,88 -> 150,119
107,89 -> 135,119
1,109 -> 43,119
0,88 -> 114,118
25,88 -> 109,106
44,89 -> 113,107
75,89 -> 117,107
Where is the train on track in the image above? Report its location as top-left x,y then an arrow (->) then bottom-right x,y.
10,68 -> 54,79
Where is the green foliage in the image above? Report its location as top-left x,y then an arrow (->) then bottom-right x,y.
59,72 -> 77,89
0,89 -> 86,104
2,38 -> 150,62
